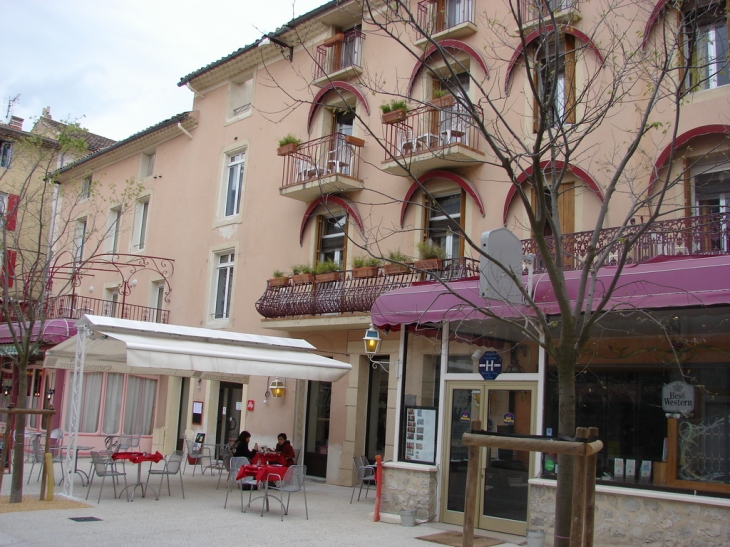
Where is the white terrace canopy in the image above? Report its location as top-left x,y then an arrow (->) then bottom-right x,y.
44,315 -> 351,498
44,315 -> 351,382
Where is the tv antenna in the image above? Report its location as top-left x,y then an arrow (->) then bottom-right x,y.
6,94 -> 20,121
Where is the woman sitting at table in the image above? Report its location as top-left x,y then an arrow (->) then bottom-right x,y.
231,430 -> 258,459
275,433 -> 296,466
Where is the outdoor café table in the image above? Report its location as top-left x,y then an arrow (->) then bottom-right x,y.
236,463 -> 287,516
61,445 -> 94,486
251,452 -> 287,466
112,451 -> 164,501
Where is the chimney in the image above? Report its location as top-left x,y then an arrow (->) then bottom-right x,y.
9,116 -> 23,131
42,107 -> 52,119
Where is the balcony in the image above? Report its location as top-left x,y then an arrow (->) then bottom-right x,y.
280,133 -> 365,201
0,295 -> 169,324
522,213 -> 730,273
518,0 -> 581,28
256,257 -> 479,319
314,29 -> 364,86
380,99 -> 484,176
415,0 -> 477,47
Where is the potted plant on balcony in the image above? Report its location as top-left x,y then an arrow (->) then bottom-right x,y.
380,99 -> 409,124
268,270 -> 290,288
351,256 -> 382,278
429,89 -> 454,109
291,264 -> 315,284
415,241 -> 446,270
314,260 -> 341,283
277,134 -> 301,156
383,249 -> 411,275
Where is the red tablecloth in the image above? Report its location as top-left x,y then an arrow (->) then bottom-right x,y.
251,452 -> 287,466
112,451 -> 164,464
235,463 -> 286,483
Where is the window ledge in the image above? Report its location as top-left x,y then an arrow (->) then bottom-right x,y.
687,84 -> 730,105
530,478 -> 730,508
212,215 -> 243,229
225,109 -> 253,126
313,65 -> 363,87
518,9 -> 582,33
414,21 -> 478,48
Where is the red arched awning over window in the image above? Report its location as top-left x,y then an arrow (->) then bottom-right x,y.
407,39 -> 489,96
502,161 -> 604,224
300,195 -> 364,245
307,82 -> 370,134
504,26 -> 605,93
400,170 -> 485,227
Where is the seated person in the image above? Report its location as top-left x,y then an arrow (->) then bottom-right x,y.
275,432 -> 296,466
231,430 -> 258,459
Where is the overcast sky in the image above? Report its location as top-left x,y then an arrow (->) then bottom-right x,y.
2,0 -> 328,141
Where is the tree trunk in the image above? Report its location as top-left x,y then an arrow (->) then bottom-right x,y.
554,357 -> 577,547
9,363 -> 28,503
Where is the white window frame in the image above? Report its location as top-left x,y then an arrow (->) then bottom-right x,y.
74,218 -> 87,264
223,151 -> 245,218
140,152 -> 156,179
106,207 -> 121,253
132,198 -> 150,251
213,252 -> 235,320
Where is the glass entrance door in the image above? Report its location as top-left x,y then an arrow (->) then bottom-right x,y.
442,382 -> 536,535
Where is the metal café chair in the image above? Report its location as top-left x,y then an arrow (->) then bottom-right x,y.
184,439 -> 211,476
204,444 -> 231,488
264,464 -> 308,521
146,450 -> 185,499
350,455 -> 376,503
86,451 -> 129,503
223,456 -> 256,510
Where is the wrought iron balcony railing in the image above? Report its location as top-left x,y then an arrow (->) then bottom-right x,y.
381,98 -> 482,162
45,295 -> 170,323
256,257 -> 479,319
518,0 -> 579,24
522,213 -> 730,273
314,29 -> 364,81
280,133 -> 364,194
417,0 -> 474,36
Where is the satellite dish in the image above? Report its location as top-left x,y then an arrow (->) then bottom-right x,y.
480,228 -> 523,304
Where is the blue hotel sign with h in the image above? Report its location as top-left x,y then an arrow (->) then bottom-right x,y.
478,350 -> 502,380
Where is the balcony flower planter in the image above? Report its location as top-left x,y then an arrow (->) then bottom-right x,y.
277,143 -> 299,156
429,95 -> 454,109
414,258 -> 443,271
344,135 -> 365,147
314,271 -> 341,283
383,263 -> 409,275
352,266 -> 379,278
382,109 -> 408,124
291,273 -> 315,284
268,276 -> 290,288
324,33 -> 345,47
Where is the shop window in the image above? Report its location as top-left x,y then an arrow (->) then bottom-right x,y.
426,193 -> 463,259
223,150 -> 246,218
317,214 -> 347,267
534,35 -> 576,130
399,324 -> 442,463
213,252 -> 235,319
684,0 -> 729,91
65,372 -> 103,433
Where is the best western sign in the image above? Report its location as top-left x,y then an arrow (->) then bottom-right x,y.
662,381 -> 694,413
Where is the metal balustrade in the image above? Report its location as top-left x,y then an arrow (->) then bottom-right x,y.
37,295 -> 168,323
417,0 -> 474,36
280,133 -> 363,190
314,29 -> 364,80
517,0 -> 579,23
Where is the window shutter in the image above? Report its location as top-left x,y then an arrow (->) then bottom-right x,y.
683,157 -> 692,218
557,181 -> 575,235
532,59 -> 540,134
315,215 -> 324,264
5,194 -> 19,231
4,249 -> 16,288
564,35 -> 576,124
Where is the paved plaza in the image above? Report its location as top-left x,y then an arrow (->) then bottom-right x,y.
0,462 -> 524,547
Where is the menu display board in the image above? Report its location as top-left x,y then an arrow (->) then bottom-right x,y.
404,406 -> 438,465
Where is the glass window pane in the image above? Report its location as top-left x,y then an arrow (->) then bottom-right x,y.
65,372 -> 102,433
102,373 -> 124,434
123,376 -> 157,435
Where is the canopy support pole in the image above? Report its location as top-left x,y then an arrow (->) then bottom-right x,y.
63,325 -> 88,498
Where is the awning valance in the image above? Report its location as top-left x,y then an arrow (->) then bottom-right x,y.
0,318 -> 77,345
44,315 -> 351,383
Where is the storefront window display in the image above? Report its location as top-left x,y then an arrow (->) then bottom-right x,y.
543,307 -> 730,494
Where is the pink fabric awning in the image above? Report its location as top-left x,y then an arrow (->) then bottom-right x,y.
372,255 -> 730,329
0,318 -> 77,345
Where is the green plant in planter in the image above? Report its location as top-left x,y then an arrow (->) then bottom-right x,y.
352,255 -> 382,268
272,270 -> 287,278
278,134 -> 302,147
291,263 -> 314,275
387,249 -> 411,263
417,241 -> 446,260
380,99 -> 409,114
432,88 -> 448,99
315,260 -> 341,275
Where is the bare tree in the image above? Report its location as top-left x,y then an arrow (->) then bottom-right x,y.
255,0 -> 729,543
0,120 -> 142,502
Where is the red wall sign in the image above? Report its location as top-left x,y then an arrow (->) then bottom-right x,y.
247,400 -> 255,411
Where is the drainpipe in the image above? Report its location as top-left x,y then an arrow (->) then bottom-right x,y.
177,123 -> 193,140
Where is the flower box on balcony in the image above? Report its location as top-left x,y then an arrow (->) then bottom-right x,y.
429,95 -> 454,109
382,109 -> 408,124
277,143 -> 299,156
291,273 -> 315,284
344,135 -> 365,147
414,258 -> 443,271
383,263 -> 409,275
352,266 -> 379,278
315,271 -> 341,283
324,33 -> 345,47
268,276 -> 290,288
